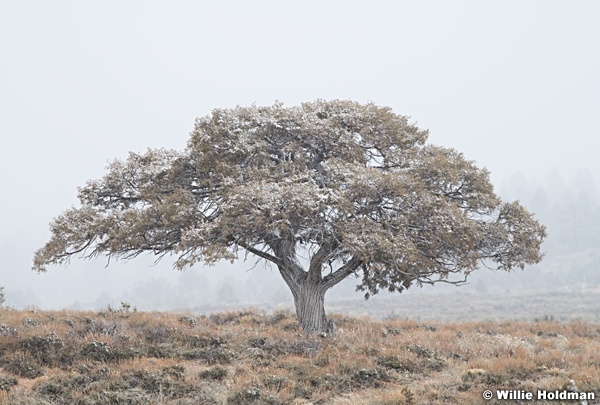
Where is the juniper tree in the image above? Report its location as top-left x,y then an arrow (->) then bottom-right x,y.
33,100 -> 546,334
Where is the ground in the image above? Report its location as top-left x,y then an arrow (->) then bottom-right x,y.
0,307 -> 598,404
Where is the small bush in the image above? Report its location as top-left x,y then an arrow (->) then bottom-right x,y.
107,301 -> 136,314
117,369 -> 201,399
282,322 -> 300,332
144,344 -> 171,359
382,327 -> 403,336
262,374 -> 288,391
0,375 -> 18,392
80,341 -> 112,362
227,386 -> 261,404
119,369 -> 167,394
163,364 -> 186,380
141,325 -> 177,344
267,311 -> 289,325
22,318 -> 40,328
0,324 -> 18,336
405,344 -> 436,358
94,388 -> 149,405
36,380 -> 72,402
20,331 -> 65,366
209,309 -> 256,326
376,355 -> 417,372
401,386 -> 417,405
248,337 -> 269,348
278,339 -> 321,356
459,368 -> 504,391
68,317 -> 119,337
178,316 -> 197,327
351,367 -> 392,388
182,334 -> 223,348
199,366 -> 228,381
6,354 -> 44,379
181,346 -> 234,365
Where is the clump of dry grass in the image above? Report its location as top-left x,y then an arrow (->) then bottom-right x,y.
0,308 -> 598,404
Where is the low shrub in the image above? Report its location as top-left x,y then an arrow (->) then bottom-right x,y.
5,354 -> 44,379
199,366 -> 228,381
0,375 -> 18,392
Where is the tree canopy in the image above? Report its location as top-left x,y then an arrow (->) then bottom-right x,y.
34,100 -> 546,333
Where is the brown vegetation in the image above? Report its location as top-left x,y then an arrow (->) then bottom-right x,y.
0,307 -> 598,404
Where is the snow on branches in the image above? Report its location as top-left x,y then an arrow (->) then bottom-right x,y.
34,100 -> 545,304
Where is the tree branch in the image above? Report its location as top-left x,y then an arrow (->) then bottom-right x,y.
322,256 -> 362,290
307,239 -> 338,283
235,239 -> 283,267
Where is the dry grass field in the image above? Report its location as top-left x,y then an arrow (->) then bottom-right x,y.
0,307 -> 598,404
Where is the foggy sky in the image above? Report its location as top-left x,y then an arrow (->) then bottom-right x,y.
1,1 -> 599,310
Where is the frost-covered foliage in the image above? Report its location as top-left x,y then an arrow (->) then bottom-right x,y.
33,100 -> 545,332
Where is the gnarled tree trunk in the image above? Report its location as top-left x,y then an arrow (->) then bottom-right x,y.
276,260 -> 337,336
269,238 -> 359,336
291,281 -> 335,336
